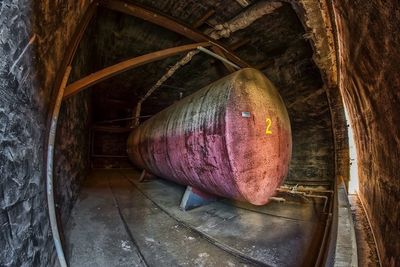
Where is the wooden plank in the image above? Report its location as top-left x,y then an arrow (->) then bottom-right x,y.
230,38 -> 251,51
63,42 -> 211,98
92,126 -> 132,133
254,61 -> 273,70
100,0 -> 250,69
192,9 -> 215,29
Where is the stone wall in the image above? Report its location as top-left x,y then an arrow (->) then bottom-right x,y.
91,130 -> 132,169
292,0 -> 349,187
333,0 -> 400,265
0,0 -> 90,266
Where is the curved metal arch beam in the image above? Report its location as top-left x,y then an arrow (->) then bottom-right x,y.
63,42 -> 212,99
99,0 -> 250,70
45,2 -> 98,267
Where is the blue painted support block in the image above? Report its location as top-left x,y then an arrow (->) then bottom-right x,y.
180,186 -> 217,211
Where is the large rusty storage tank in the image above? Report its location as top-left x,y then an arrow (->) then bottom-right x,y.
127,68 -> 291,205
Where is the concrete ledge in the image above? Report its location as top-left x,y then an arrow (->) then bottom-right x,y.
334,182 -> 358,267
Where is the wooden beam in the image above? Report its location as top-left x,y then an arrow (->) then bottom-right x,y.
230,38 -> 251,51
235,0 -> 250,8
63,42 -> 211,99
192,9 -> 215,29
91,154 -> 129,158
100,0 -> 250,69
254,60 -> 273,70
92,126 -> 132,133
98,98 -> 130,105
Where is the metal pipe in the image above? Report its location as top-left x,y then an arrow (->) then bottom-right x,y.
46,66 -> 72,267
279,185 -> 334,193
197,46 -> 241,70
277,187 -> 329,212
269,197 -> 286,202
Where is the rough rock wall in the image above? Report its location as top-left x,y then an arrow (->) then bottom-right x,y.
291,0 -> 349,186
333,0 -> 400,265
0,0 -> 90,266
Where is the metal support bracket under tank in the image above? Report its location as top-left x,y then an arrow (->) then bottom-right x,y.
180,186 -> 218,211
138,169 -> 157,183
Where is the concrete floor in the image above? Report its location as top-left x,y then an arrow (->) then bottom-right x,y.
65,170 -> 326,267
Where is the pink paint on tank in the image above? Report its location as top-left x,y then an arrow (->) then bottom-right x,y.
127,68 -> 292,205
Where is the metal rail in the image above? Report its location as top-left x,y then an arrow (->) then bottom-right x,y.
44,3 -> 98,267
107,176 -> 149,266
277,186 -> 332,213
46,66 -> 72,267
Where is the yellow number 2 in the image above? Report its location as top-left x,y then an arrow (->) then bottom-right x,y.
265,118 -> 272,135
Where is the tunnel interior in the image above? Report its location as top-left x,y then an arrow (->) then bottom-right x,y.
66,1 -> 335,183
0,0 -> 399,266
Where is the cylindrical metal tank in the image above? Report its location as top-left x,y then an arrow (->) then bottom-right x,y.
127,68 -> 291,205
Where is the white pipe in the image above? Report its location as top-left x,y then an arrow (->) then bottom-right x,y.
46,66 -> 72,267
197,46 -> 241,70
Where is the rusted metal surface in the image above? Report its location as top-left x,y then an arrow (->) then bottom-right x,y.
127,68 -> 291,205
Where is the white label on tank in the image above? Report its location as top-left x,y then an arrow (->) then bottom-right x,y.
241,112 -> 251,118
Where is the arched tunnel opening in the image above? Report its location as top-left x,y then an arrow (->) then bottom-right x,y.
0,0 -> 398,266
